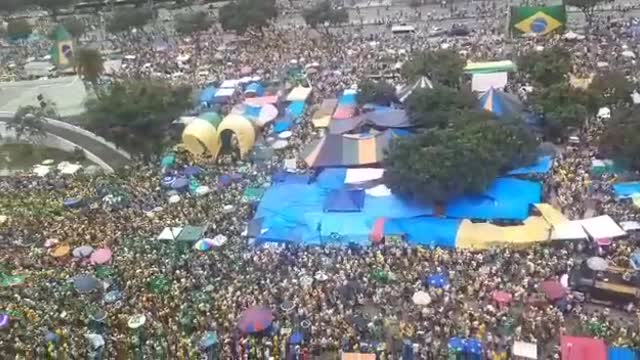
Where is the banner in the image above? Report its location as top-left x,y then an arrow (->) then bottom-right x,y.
49,25 -> 74,67
510,5 -> 567,36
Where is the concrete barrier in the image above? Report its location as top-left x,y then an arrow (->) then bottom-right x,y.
0,112 -> 132,172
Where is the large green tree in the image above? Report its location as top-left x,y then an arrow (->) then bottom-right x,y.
401,49 -> 465,88
5,106 -> 48,143
175,10 -> 212,35
529,82 -> 590,141
84,79 -> 192,157
518,46 -> 572,87
383,115 -> 538,204
302,1 -> 349,31
405,85 -> 477,129
587,70 -> 634,111
106,8 -> 152,33
219,0 -> 277,35
74,47 -> 104,96
599,107 -> 640,170
357,80 -> 398,106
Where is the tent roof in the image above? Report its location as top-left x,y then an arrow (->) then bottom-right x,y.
329,109 -> 410,134
479,88 -> 523,118
324,189 -> 365,212
578,215 -> 626,239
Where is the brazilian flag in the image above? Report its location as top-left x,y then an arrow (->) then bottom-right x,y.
510,5 -> 567,36
49,25 -> 74,68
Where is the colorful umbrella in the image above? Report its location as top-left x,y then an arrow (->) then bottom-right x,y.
162,175 -> 177,187
539,280 -> 566,301
426,273 -> 449,288
183,166 -> 203,177
72,245 -> 94,258
73,275 -> 99,294
171,177 -> 189,190
237,307 -> 274,333
193,239 -> 213,252
0,314 -> 9,329
90,248 -> 112,265
491,290 -> 513,305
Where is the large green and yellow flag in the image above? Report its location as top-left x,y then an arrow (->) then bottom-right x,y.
510,5 -> 567,36
49,25 -> 74,68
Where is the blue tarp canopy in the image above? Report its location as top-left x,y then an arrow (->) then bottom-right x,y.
608,347 -> 638,360
384,217 -> 460,248
613,182 -> 640,199
339,92 -> 357,105
199,86 -> 217,104
324,189 -> 365,212
445,178 -> 542,220
286,101 -> 306,121
508,156 -> 554,175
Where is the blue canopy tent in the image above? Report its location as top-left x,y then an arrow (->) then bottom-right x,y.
324,189 -> 365,212
479,88 -> 524,118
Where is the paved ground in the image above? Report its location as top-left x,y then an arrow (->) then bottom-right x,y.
0,76 -> 86,117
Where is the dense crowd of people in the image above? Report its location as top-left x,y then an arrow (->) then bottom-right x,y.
2,1 -> 640,359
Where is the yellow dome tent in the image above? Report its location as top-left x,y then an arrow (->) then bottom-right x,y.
182,119 -> 221,157
217,114 -> 256,158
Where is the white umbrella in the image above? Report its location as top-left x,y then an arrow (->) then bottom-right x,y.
272,140 -> 289,150
210,234 -> 228,246
622,50 -> 636,58
587,256 -> 608,271
278,131 -> 292,139
314,271 -> 328,281
412,291 -> 431,305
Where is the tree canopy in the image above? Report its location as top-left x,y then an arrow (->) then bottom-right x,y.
587,70 -> 634,111
84,79 -> 192,157
6,19 -> 33,39
106,8 -> 152,33
405,85 -> 477,129
74,47 -> 104,94
599,106 -> 640,170
357,80 -> 398,106
175,10 -> 212,35
384,115 -> 538,204
302,1 -> 349,29
219,0 -> 278,34
518,46 -> 572,87
401,49 -> 465,88
5,106 -> 48,142
529,82 -> 590,141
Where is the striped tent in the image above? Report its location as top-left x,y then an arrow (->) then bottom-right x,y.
302,131 -> 392,168
398,76 -> 434,103
478,88 -> 523,118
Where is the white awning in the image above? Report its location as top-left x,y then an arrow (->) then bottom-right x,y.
551,221 -> 588,240
578,215 -> 626,239
620,221 -> 640,231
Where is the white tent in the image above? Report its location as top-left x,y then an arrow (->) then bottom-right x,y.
578,215 -> 626,239
398,76 -> 434,102
551,221 -> 589,241
345,168 -> 385,184
157,227 -> 183,240
619,221 -> 640,231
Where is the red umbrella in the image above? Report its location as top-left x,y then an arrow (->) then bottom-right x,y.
91,248 -> 113,265
539,280 -> 566,301
491,290 -> 513,305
